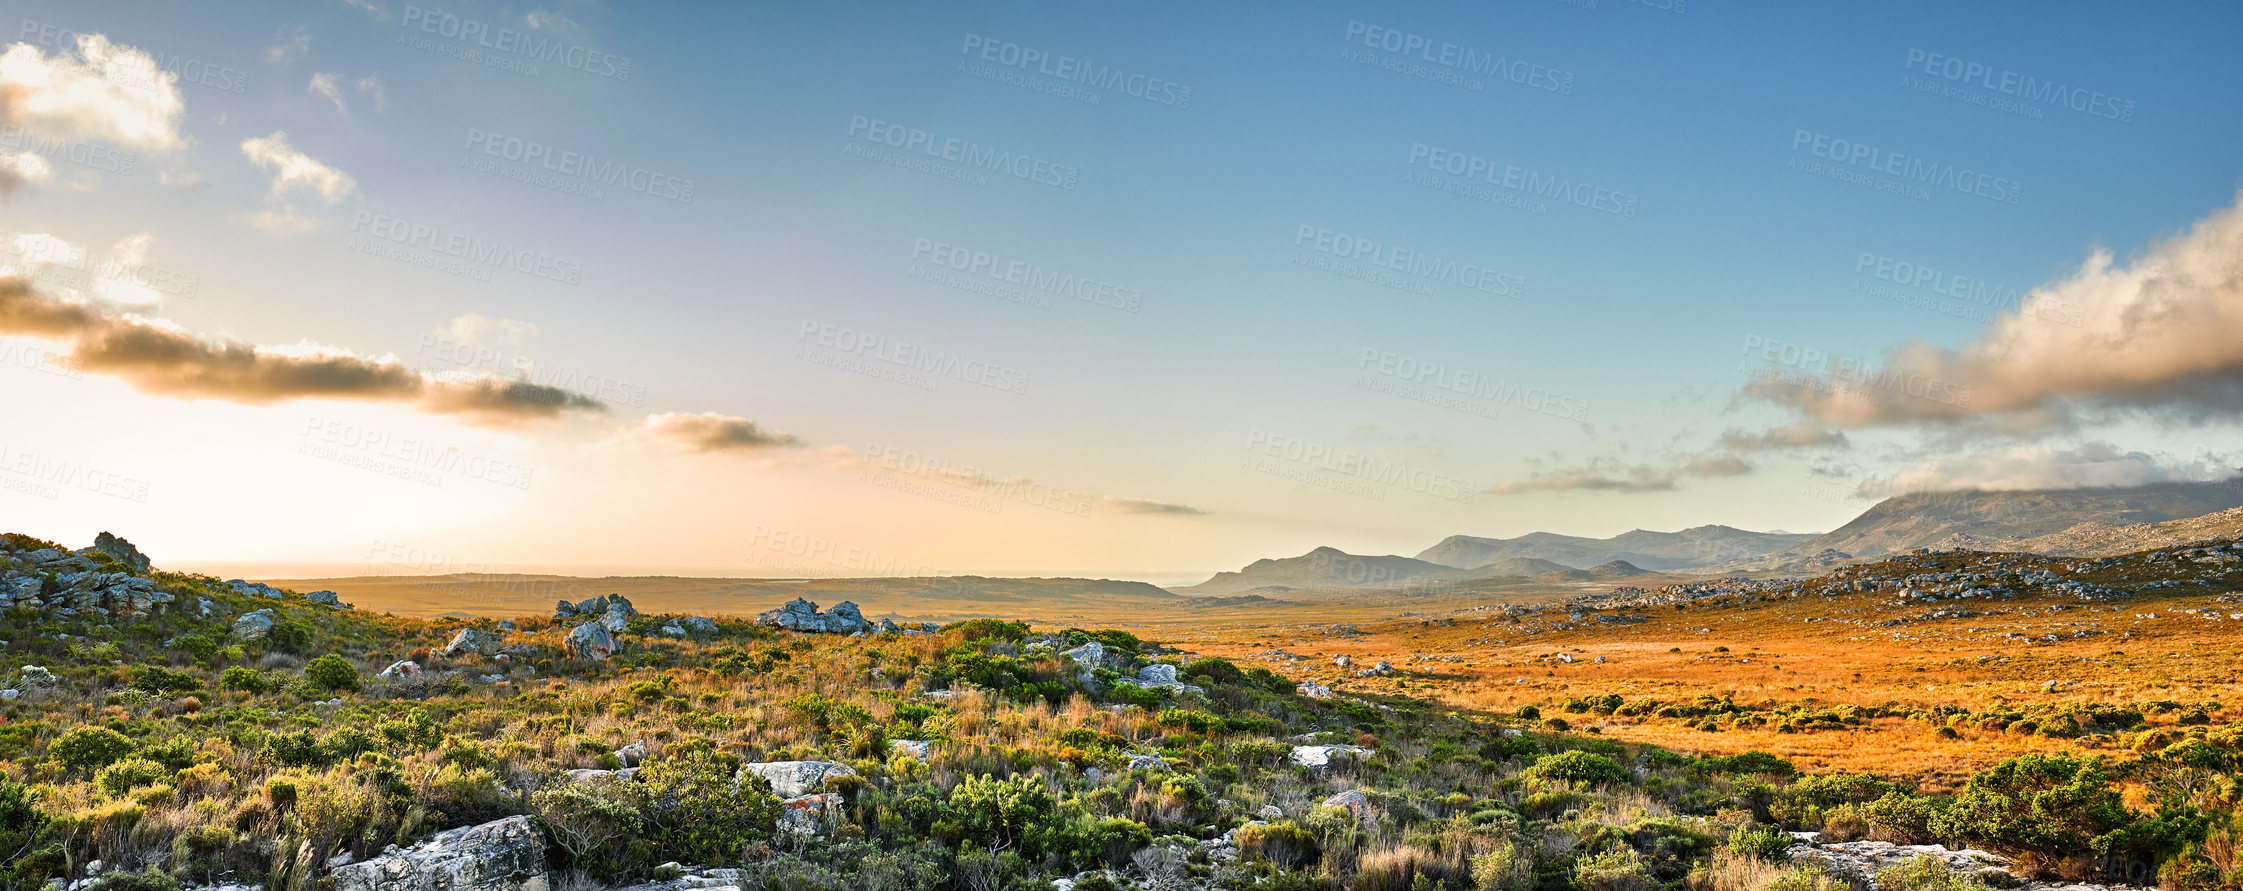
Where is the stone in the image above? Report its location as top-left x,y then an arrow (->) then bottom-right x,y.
378,660 -> 422,679
18,665 -> 58,687
305,590 -> 345,608
778,793 -> 842,838
681,616 -> 718,635
0,690 -> 16,700
614,740 -> 648,768
1296,682 -> 1333,699
85,532 -> 149,572
1114,663 -> 1205,696
566,622 -> 614,661
599,596 -> 635,633
1,571 -> 43,607
1257,805 -> 1284,820
1290,745 -> 1371,769
565,768 -> 638,784
739,760 -> 858,797
660,624 -> 686,637
1126,752 -> 1167,771
888,739 -> 932,760
495,620 -> 517,632
755,598 -> 871,634
227,579 -> 285,599
445,629 -> 505,657
1321,789 -> 1370,817
1333,654 -> 1354,668
232,609 -> 276,640
331,814 -> 547,891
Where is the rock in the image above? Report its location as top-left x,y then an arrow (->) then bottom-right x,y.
1354,661 -> 1395,677
565,768 -> 638,783
1126,752 -> 1168,771
1321,789 -> 1370,817
18,665 -> 58,687
1,571 -> 43,608
1114,663 -> 1204,697
1793,841 -> 2027,891
378,660 -> 422,679
1295,682 -> 1333,699
889,739 -> 932,760
227,579 -> 285,599
599,597 -> 635,633
1061,641 -> 1106,669
739,760 -> 858,797
495,644 -> 540,660
1290,745 -> 1371,768
614,740 -> 647,768
0,690 -> 15,700
84,532 -> 149,572
331,814 -> 547,891
495,620 -> 516,633
305,590 -> 345,608
566,622 -> 614,661
231,609 -> 276,640
445,629 -> 505,658
660,624 -> 686,637
1257,805 -> 1284,820
778,793 -> 842,838
1333,654 -> 1354,668
755,598 -> 871,634
681,616 -> 718,635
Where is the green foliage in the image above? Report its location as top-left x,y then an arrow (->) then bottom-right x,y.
935,774 -> 1064,860
305,654 -> 360,692
1875,855 -> 1991,891
1235,819 -> 1319,868
1727,826 -> 1794,863
218,666 -> 264,693
130,666 -> 205,696
1932,755 -> 2139,869
636,740 -> 780,864
941,618 -> 1030,642
1573,846 -> 1659,891
49,726 -> 135,773
267,619 -> 315,654
1523,750 -> 1629,786
94,758 -> 169,797
86,868 -> 180,891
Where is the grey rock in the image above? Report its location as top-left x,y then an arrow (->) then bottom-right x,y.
566,622 -> 614,661
305,590 -> 345,608
739,760 -> 858,797
1296,682 -> 1334,699
1125,752 -> 1168,771
755,598 -> 871,634
232,609 -> 276,640
681,616 -> 718,635
445,629 -> 505,657
888,739 -> 932,760
330,814 -> 547,891
1291,745 -> 1371,768
1321,789 -> 1370,817
84,532 -> 149,572
1258,805 -> 1284,820
778,793 -> 842,838
378,660 -> 421,679
614,740 -> 647,768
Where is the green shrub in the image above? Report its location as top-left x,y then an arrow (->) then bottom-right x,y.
637,740 -> 779,863
1234,819 -> 1319,868
936,774 -> 1064,860
49,727 -> 135,773
95,758 -> 169,797
131,666 -> 205,696
1931,755 -> 2138,873
219,666 -> 264,693
1728,825 -> 1793,863
86,867 -> 179,891
304,654 -> 359,692
1523,750 -> 1629,786
1573,847 -> 1658,891
1875,855 -> 1991,891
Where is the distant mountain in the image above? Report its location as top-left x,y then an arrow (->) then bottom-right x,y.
1729,480 -> 2243,569
1987,504 -> 2243,556
1476,557 -> 1580,577
1416,525 -> 1817,572
1176,546 -> 1454,595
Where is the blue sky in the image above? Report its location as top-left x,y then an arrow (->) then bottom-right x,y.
3,0 -> 2240,582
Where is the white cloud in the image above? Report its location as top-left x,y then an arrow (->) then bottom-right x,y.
308,72 -> 348,116
357,73 -> 388,111
0,151 -> 55,194
0,35 -> 186,153
1870,442 -> 2237,496
241,132 -> 355,203
265,26 -> 313,65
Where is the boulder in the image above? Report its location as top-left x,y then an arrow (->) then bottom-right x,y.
0,571 -> 41,608
445,629 -> 505,657
599,597 -> 635,633
232,609 -> 276,640
1257,805 -> 1284,820
1115,663 -> 1204,696
888,739 -> 932,760
614,740 -> 648,768
1126,752 -> 1168,771
305,590 -> 345,608
755,598 -> 871,634
1333,654 -> 1354,668
1320,789 -> 1370,817
330,814 -> 547,891
681,616 -> 718,635
739,760 -> 857,797
1296,682 -> 1334,699
1290,745 -> 1371,769
85,532 -> 149,572
566,622 -> 614,661
378,660 -> 422,679
227,580 -> 285,599
778,792 -> 842,838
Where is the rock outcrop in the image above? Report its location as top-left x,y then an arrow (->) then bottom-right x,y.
445,629 -> 505,657
566,622 -> 614,661
232,609 -> 276,640
739,760 -> 858,797
331,815 -> 548,891
1114,663 -> 1204,696
83,532 -> 149,572
554,594 -> 637,633
756,598 -> 872,634
1290,744 -> 1371,768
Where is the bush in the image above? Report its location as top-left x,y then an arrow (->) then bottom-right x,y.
86,867 -> 179,891
1573,847 -> 1659,891
219,666 -> 264,693
1524,750 -> 1630,786
305,654 -> 360,692
1875,855 -> 1992,891
49,727 -> 135,773
131,666 -> 205,696
936,774 -> 1065,860
1728,825 -> 1793,863
637,740 -> 780,863
95,758 -> 169,797
1931,755 -> 2138,874
1234,819 -> 1319,868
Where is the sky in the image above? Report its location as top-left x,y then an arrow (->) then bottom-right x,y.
2,0 -> 2241,585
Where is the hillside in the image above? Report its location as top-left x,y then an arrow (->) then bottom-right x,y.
1174,546 -> 1457,594
270,572 -> 1197,622
1988,504 -> 2243,556
1417,525 -> 1817,571
1729,479 -> 2243,569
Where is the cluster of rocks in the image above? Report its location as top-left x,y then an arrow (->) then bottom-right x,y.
331,814 -> 548,891
1115,663 -> 1205,696
556,594 -> 639,631
756,598 -> 935,635
1786,837 -> 2141,891
553,594 -> 727,662
0,539 -> 169,617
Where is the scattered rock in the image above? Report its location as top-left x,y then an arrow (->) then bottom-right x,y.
1296,682 -> 1333,699
1257,805 -> 1284,820
378,660 -> 422,679
566,622 -> 614,661
614,740 -> 647,768
756,598 -> 871,634
331,814 -> 548,891
305,590 -> 346,608
445,629 -> 505,658
232,609 -> 276,640
1320,789 -> 1370,817
1290,745 -> 1371,769
739,760 -> 857,797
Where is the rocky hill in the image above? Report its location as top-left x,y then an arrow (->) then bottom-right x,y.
1416,525 -> 1816,571
1986,504 -> 2243,556
1176,546 -> 1456,594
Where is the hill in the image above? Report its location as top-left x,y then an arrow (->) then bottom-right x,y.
1416,525 -> 1816,571
1987,504 -> 2243,556
1173,546 -> 1455,594
1728,479 -> 2243,570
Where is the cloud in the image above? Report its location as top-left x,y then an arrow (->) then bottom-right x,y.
1489,462 -> 1677,494
339,0 -> 389,20
1718,423 -> 1847,451
1746,192 -> 2243,430
439,313 -> 539,349
241,132 -> 355,203
0,276 -> 603,424
308,72 -> 347,116
0,150 -> 54,194
264,26 -> 313,65
0,34 -> 186,154
1685,454 -> 1753,477
634,411 -> 803,453
357,73 -> 387,111
1867,441 -> 2238,497
1104,497 -> 1209,516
